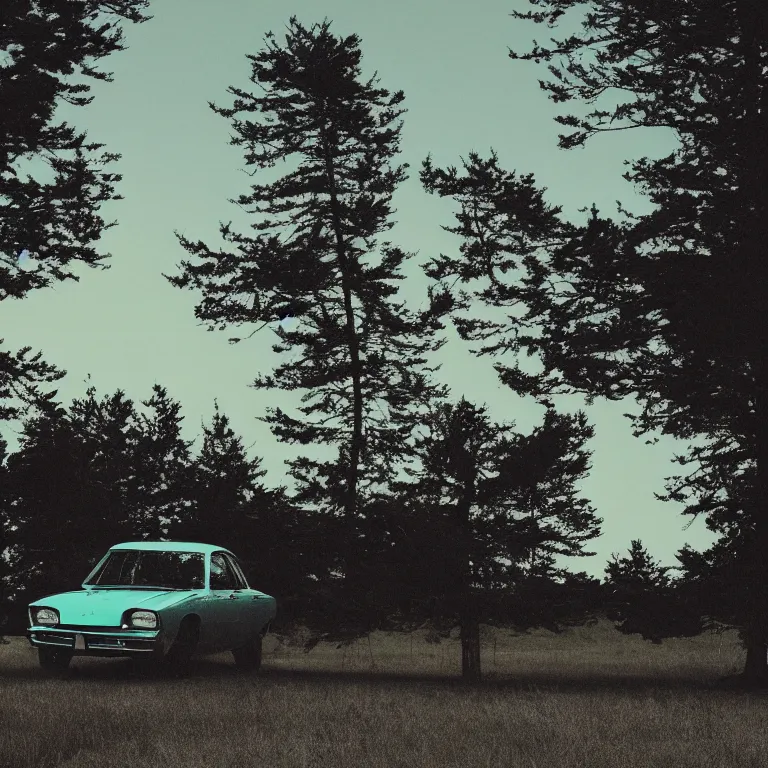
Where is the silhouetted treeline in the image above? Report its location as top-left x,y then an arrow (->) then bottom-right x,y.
0,382 -> 705,682
2,2 -> 767,686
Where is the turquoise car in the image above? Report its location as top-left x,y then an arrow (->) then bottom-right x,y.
26,541 -> 277,677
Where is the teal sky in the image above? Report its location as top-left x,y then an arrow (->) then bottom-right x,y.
0,0 -> 719,580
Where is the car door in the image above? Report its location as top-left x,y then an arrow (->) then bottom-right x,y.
208,552 -> 247,651
222,553 -> 267,642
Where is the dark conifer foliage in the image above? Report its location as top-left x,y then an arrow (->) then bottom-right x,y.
0,385 -> 195,607
164,17 -> 449,638
420,0 -> 768,682
0,0 -> 151,420
130,385 -> 196,541
0,433 -> 16,634
164,402 -> 326,631
168,402 -> 263,552
602,539 -> 704,644
329,396 -> 603,681
0,381 -> 334,638
2,394 -> 137,607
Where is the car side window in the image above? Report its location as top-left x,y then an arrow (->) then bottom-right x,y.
223,554 -> 248,588
210,553 -> 238,590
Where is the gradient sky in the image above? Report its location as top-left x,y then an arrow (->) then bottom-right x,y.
0,0 -> 720,580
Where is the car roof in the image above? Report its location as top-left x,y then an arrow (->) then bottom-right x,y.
108,541 -> 235,556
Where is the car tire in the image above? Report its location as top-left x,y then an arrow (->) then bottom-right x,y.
164,620 -> 199,678
38,646 -> 73,675
232,634 -> 262,672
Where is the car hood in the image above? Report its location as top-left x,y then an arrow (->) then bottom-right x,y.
29,588 -> 200,627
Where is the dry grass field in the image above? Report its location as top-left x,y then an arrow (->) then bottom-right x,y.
1,617 -> 766,768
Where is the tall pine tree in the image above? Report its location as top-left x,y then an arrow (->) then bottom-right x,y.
164,17 -> 449,639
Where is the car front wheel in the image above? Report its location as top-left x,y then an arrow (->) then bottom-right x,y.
38,646 -> 73,674
232,635 -> 262,672
164,620 -> 199,677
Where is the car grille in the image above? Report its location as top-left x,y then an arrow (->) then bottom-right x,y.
36,631 -> 75,647
32,630 -> 157,651
55,624 -> 124,633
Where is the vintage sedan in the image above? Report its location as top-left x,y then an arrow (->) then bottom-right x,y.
26,541 -> 276,677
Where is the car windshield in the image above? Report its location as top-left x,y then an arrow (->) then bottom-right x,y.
84,550 -> 205,590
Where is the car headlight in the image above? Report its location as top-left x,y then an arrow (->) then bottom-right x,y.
32,607 -> 59,626
127,610 -> 158,629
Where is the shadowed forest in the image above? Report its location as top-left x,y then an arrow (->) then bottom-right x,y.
2,5 -> 768,755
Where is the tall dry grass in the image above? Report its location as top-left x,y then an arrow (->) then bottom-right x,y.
1,617 -> 765,768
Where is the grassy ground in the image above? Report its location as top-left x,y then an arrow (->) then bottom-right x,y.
0,617 -> 765,768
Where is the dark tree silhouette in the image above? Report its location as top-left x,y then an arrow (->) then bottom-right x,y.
165,401 -> 329,632
0,384 -> 198,612
321,396 -> 603,682
0,433 -> 14,638
164,17 -> 449,639
418,0 -> 768,682
0,0 -> 152,421
168,402 -> 263,552
602,539 -> 704,644
1,397 -> 135,609
129,385 -> 196,541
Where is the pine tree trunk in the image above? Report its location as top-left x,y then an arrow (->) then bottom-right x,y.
740,357 -> 768,684
321,119 -> 365,623
733,0 -> 768,679
741,631 -> 768,684
459,601 -> 481,683
733,519 -> 768,684
737,488 -> 768,684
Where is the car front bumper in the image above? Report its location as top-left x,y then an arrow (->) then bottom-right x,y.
27,625 -> 165,658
